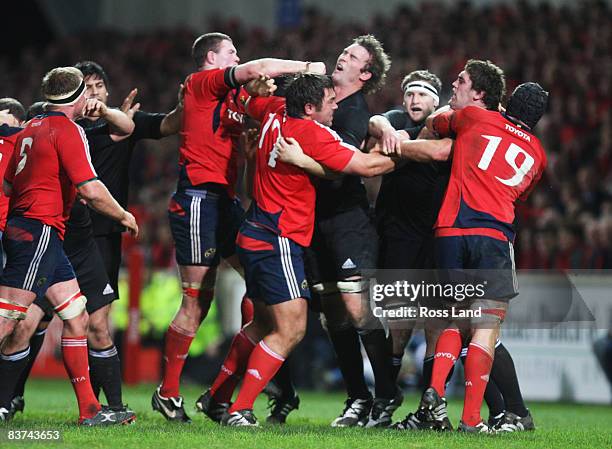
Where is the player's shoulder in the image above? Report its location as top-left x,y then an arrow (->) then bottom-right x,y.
461,105 -> 490,119
0,124 -> 23,141
188,68 -> 223,83
336,94 -> 370,119
308,120 -> 343,142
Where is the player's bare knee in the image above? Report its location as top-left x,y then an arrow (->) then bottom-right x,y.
0,298 -> 30,342
87,317 -> 112,347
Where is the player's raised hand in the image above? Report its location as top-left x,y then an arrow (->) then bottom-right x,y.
275,136 -> 305,165
82,98 -> 108,118
120,88 -> 140,119
121,210 -> 139,238
240,128 -> 260,159
245,75 -> 277,97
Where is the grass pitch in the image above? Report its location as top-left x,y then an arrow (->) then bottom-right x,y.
2,379 -> 611,449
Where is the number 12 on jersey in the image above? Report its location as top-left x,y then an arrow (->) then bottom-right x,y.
259,113 -> 282,168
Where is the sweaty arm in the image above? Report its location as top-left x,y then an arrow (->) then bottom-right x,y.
77,180 -> 138,236
275,137 -> 341,179
397,138 -> 453,162
275,137 -> 398,178
233,60 -> 326,85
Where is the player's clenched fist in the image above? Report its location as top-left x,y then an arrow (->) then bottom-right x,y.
82,98 -> 108,118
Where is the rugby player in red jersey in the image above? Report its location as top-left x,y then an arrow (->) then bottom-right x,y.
0,67 -> 137,426
391,74 -> 548,433
201,73 -> 397,426
153,32 -> 326,422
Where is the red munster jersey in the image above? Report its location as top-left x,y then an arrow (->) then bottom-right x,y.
431,106 -> 547,241
5,112 -> 97,239
179,66 -> 243,192
0,126 -> 22,232
245,97 -> 356,247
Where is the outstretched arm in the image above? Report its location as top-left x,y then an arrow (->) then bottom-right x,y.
341,150 -> 399,178
396,138 -> 453,162
233,60 -> 326,85
82,98 -> 134,142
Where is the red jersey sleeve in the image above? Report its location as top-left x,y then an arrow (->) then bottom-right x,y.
431,107 -> 479,138
305,123 -> 356,172
246,97 -> 286,122
55,122 -> 98,186
431,110 -> 456,138
190,67 -> 237,101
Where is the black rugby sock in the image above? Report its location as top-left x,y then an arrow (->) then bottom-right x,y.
328,326 -> 371,400
0,347 -> 31,409
491,343 -> 528,417
359,328 -> 396,399
14,328 -> 47,397
88,345 -> 123,409
391,353 -> 403,384
270,356 -> 297,399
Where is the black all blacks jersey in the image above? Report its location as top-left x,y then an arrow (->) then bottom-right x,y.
315,91 -> 371,218
70,111 -> 164,238
375,109 -> 450,236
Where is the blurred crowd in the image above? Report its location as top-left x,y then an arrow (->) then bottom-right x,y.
2,0 -> 610,269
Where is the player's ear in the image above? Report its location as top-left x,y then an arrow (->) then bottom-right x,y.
205,50 -> 216,66
304,103 -> 316,117
359,70 -> 372,83
473,89 -> 485,103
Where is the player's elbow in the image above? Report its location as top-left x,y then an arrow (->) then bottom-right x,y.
235,61 -> 266,84
77,179 -> 103,202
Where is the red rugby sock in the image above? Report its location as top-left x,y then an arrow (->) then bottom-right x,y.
61,337 -> 100,420
160,323 -> 194,398
229,341 -> 284,413
210,330 -> 257,402
462,342 -> 494,426
430,328 -> 462,397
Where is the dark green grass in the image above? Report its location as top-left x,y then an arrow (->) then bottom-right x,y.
2,379 -> 611,449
